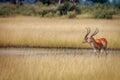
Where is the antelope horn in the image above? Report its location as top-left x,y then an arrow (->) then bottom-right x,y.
85,27 -> 91,39
91,28 -> 99,37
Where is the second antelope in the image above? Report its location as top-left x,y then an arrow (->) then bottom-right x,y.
83,28 -> 107,55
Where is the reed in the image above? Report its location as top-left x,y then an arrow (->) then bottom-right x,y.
0,54 -> 120,80
0,17 -> 120,49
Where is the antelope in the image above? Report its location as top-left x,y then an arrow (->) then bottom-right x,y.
83,28 -> 107,55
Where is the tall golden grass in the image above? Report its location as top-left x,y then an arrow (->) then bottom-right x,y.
0,54 -> 120,80
0,17 -> 120,49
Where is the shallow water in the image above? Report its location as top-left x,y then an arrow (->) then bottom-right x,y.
0,48 -> 120,56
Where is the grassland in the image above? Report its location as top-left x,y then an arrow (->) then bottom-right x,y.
0,54 -> 120,80
0,16 -> 120,80
0,17 -> 120,49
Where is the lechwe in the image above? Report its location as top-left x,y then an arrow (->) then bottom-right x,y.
83,28 -> 107,55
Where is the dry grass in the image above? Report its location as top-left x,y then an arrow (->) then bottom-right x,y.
0,54 -> 120,80
0,17 -> 120,49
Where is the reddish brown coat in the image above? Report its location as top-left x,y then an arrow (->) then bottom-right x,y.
95,38 -> 107,49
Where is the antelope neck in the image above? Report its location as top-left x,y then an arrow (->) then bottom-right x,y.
89,38 -> 98,49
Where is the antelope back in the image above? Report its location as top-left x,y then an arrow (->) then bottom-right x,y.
95,38 -> 107,49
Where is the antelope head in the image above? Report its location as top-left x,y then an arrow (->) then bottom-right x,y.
83,28 -> 99,43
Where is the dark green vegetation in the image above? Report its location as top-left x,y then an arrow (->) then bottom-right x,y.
0,2 -> 120,19
91,4 -> 120,19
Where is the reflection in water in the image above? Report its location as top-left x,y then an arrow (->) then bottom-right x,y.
0,48 -> 120,56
